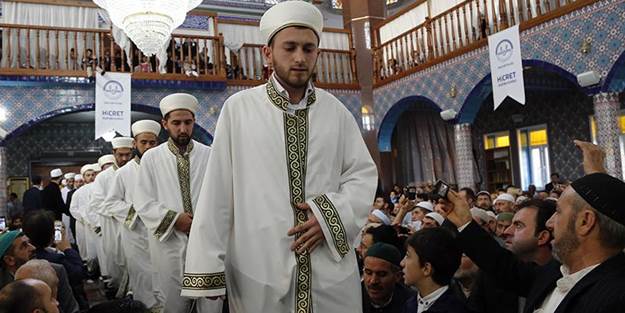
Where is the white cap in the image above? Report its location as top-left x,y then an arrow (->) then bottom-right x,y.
494,193 -> 515,204
425,212 -> 445,226
470,207 -> 490,223
111,137 -> 134,149
371,209 -> 391,225
90,163 -> 102,172
259,0 -> 323,44
64,173 -> 76,180
74,174 -> 83,181
415,201 -> 433,212
98,155 -> 115,168
80,164 -> 92,175
485,211 -> 497,221
50,168 -> 63,178
160,93 -> 199,117
515,195 -> 529,204
132,120 -> 161,137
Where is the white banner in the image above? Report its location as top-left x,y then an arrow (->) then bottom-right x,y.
488,25 -> 525,110
95,72 -> 131,139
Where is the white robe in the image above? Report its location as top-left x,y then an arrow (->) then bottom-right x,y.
69,185 -> 89,260
134,139 -> 221,313
89,166 -> 124,281
75,183 -> 101,264
182,80 -> 378,313
102,158 -> 162,309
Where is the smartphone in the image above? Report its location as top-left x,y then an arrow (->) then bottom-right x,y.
432,180 -> 450,200
0,217 -> 5,230
54,221 -> 63,242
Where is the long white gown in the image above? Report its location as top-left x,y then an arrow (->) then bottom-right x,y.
182,77 -> 378,313
134,139 -> 222,313
69,184 -> 89,260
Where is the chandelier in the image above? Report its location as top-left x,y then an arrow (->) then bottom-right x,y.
93,0 -> 203,57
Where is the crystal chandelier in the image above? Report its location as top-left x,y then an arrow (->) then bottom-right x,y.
93,0 -> 203,57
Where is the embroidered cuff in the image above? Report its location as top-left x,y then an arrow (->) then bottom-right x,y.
154,210 -> 180,242
181,272 -> 227,298
310,194 -> 350,261
124,206 -> 139,230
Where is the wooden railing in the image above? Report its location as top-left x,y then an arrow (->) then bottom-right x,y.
230,43 -> 358,89
373,0 -> 597,85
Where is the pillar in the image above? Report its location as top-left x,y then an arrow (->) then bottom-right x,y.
0,147 -> 7,218
454,123 -> 476,189
593,92 -> 622,178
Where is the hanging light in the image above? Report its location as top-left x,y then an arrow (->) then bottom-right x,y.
93,0 -> 202,57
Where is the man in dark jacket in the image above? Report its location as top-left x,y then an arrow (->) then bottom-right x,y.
22,175 -> 43,214
444,140 -> 625,313
41,169 -> 67,220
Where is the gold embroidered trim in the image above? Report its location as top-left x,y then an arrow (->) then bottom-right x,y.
181,272 -> 226,290
154,210 -> 177,239
270,80 -> 313,313
167,138 -> 194,214
124,206 -> 137,228
312,195 -> 350,258
266,78 -> 316,112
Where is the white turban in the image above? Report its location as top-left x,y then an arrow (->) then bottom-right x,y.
98,155 -> 115,168
64,173 -> 76,180
160,93 -> 199,117
371,209 -> 391,225
259,0 -> 323,44
80,165 -> 91,175
494,193 -> 515,204
425,212 -> 445,226
74,174 -> 83,181
50,168 -> 63,179
111,137 -> 134,149
415,201 -> 433,212
132,120 -> 161,137
90,163 -> 102,172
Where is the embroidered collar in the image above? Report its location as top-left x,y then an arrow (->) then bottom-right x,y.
167,137 -> 194,158
266,73 -> 316,112
417,285 -> 448,311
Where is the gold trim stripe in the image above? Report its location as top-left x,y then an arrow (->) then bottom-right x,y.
167,138 -> 195,214
124,206 -> 137,228
312,195 -> 350,258
154,210 -> 177,239
182,272 -> 226,290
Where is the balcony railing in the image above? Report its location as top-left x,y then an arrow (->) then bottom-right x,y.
373,0 -> 598,85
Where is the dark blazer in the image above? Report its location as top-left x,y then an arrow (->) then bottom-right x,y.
458,221 -> 625,313
402,288 -> 468,313
41,182 -> 67,220
22,186 -> 43,213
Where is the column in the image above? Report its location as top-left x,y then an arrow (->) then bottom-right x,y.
454,123 -> 476,189
0,147 -> 7,218
593,92 -> 622,178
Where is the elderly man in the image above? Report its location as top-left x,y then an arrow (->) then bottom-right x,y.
181,1 -> 377,312
493,193 -> 515,214
103,120 -> 163,311
362,243 -> 414,313
445,141 -> 625,313
475,191 -> 492,211
0,279 -> 60,313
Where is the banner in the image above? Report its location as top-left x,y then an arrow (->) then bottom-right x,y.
488,25 -> 525,110
95,72 -> 131,139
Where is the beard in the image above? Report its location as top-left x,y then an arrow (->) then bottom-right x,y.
272,58 -> 314,90
552,216 -> 580,263
172,134 -> 191,147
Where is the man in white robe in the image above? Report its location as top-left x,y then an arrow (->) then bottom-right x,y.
61,173 -> 75,204
102,120 -> 163,310
81,163 -> 103,272
134,93 -> 221,313
69,167 -> 94,261
181,2 -> 378,312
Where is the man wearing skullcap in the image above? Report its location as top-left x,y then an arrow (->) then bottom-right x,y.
444,140 -> 625,313
90,143 -> 133,293
69,164 -> 99,264
181,2 -> 377,312
495,212 -> 514,238
475,191 -> 493,211
61,173 -> 76,205
493,193 -> 515,214
134,93 -> 217,313
102,120 -> 163,311
41,168 -> 67,220
362,243 -> 415,313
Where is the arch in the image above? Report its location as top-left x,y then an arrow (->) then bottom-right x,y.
377,95 -> 441,152
603,49 -> 625,93
457,59 -> 582,124
1,103 -> 213,144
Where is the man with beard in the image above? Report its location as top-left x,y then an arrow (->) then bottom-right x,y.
90,140 -> 134,293
102,120 -> 163,311
181,2 -> 377,312
134,94 -> 218,313
444,140 -> 625,313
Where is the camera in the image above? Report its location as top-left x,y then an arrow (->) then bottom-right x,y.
432,180 -> 450,200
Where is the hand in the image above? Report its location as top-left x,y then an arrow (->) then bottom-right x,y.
56,228 -> 71,251
287,203 -> 325,254
174,212 -> 193,234
574,140 -> 607,174
440,190 -> 472,228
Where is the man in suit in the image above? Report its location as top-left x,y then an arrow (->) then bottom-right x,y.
22,176 -> 43,214
41,169 -> 67,220
445,140 -> 625,313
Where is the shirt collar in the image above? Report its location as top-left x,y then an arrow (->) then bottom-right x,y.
556,263 -> 600,293
417,285 -> 448,311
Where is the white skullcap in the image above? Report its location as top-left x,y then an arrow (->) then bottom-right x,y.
50,168 -> 63,178
132,120 -> 161,137
111,137 -> 134,149
485,211 -> 497,221
371,209 -> 391,225
415,201 -> 433,212
98,155 -> 115,168
90,163 -> 102,172
425,212 -> 445,226
259,0 -> 323,44
515,195 -> 529,204
470,207 -> 490,223
160,93 -> 199,117
74,174 -> 83,181
494,193 -> 515,204
64,173 -> 76,179
80,165 -> 91,175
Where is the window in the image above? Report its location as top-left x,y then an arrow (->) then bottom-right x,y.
517,125 -> 550,190
590,115 -> 625,179
484,131 -> 510,150
362,106 -> 374,131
